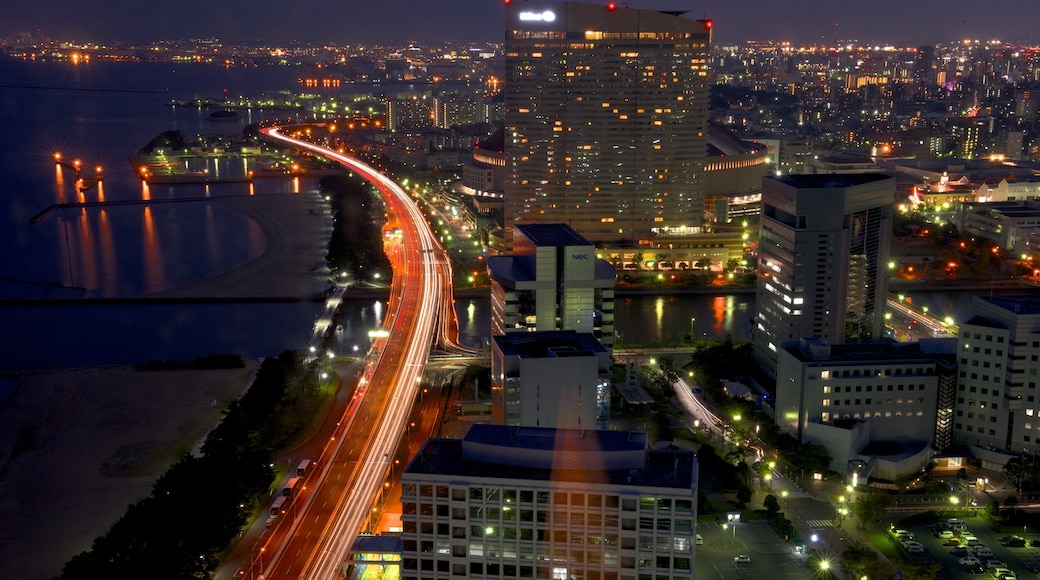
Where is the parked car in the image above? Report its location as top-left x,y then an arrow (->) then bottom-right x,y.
991,568 -> 1014,579
734,554 -> 751,564
944,538 -> 962,546
908,545 -> 926,554
1005,537 -> 1026,547
985,560 -> 1007,570
951,547 -> 971,556
893,529 -> 915,540
696,534 -> 703,545
959,556 -> 981,567
965,536 -> 982,547
936,530 -> 955,539
973,547 -> 994,559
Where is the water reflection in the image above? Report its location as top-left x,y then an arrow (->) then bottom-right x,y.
76,208 -> 97,291
98,209 -> 117,296
614,294 -> 755,345
142,205 -> 165,292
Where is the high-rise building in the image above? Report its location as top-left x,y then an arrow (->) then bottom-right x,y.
503,1 -> 712,246
753,174 -> 895,376
399,424 -> 698,580
487,223 -> 616,349
954,295 -> 1040,459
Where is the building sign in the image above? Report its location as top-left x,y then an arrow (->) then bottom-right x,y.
519,10 -> 556,22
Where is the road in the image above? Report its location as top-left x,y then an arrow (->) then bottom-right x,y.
238,125 -> 458,578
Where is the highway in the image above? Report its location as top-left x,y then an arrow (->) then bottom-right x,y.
247,126 -> 458,578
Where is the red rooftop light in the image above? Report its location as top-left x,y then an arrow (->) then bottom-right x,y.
607,2 -> 617,11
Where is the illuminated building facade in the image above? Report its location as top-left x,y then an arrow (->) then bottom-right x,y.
487,223 -> 616,349
503,1 -> 712,246
753,174 -> 894,376
775,337 -> 957,479
954,296 -> 1040,462
400,424 -> 697,580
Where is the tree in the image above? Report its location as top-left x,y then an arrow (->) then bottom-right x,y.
852,488 -> 893,529
763,494 -> 780,517
1004,495 -> 1019,517
901,561 -> 942,580
841,543 -> 893,580
736,486 -> 752,505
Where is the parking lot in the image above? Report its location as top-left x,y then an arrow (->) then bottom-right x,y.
894,516 -> 1040,580
694,520 -> 818,579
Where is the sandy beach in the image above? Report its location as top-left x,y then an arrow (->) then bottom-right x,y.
0,365 -> 258,580
0,190 -> 333,579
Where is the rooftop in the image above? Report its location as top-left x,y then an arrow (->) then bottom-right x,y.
976,295 -> 1040,316
404,424 -> 696,490
769,173 -> 892,189
516,223 -> 590,248
782,337 -> 957,364
493,330 -> 608,359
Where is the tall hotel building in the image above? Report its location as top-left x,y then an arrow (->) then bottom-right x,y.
503,1 -> 712,246
753,175 -> 895,376
400,424 -> 697,580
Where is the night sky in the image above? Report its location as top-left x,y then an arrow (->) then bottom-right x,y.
4,0 -> 1038,47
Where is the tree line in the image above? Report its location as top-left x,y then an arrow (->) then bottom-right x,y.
57,351 -> 313,580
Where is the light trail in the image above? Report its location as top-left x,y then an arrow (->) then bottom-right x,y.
253,126 -> 454,578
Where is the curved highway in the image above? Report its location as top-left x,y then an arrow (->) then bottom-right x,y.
248,126 -> 458,578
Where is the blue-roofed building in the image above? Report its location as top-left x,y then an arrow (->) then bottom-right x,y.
399,424 -> 698,580
487,223 -> 616,350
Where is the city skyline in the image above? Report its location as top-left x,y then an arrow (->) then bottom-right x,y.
4,0 -> 1040,48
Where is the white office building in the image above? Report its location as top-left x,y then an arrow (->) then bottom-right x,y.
775,337 -> 957,480
487,223 -> 616,349
400,424 -> 698,580
954,295 -> 1040,467
491,330 -> 612,429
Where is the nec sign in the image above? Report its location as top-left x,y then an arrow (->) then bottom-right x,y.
519,10 -> 556,22
571,254 -> 590,260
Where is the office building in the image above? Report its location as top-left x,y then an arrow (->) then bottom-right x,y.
490,330 -> 612,429
487,223 -> 616,349
954,295 -> 1040,466
775,337 -> 957,480
503,1 -> 712,246
399,424 -> 698,580
753,174 -> 895,376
